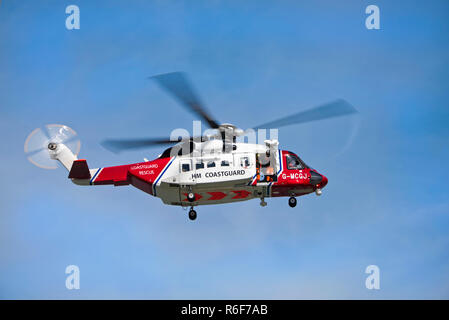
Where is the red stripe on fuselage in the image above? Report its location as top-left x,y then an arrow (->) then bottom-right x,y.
207,191 -> 227,200
231,190 -> 251,199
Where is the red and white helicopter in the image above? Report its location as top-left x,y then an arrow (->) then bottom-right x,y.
24,72 -> 357,220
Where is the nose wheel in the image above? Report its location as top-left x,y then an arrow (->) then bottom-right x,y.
188,207 -> 197,221
288,197 -> 297,208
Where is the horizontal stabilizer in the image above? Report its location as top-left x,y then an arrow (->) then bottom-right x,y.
68,159 -> 91,179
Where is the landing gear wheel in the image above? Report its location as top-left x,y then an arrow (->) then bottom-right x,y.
188,208 -> 197,221
187,192 -> 195,202
288,197 -> 297,208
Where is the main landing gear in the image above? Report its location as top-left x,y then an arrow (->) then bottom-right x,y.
187,190 -> 197,220
288,197 -> 297,208
188,207 -> 197,221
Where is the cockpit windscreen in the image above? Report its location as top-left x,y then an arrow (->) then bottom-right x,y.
285,153 -> 308,170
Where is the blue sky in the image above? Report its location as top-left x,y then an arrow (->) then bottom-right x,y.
1,0 -> 449,299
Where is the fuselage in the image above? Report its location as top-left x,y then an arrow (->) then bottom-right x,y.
86,139 -> 328,206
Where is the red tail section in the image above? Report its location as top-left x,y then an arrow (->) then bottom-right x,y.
88,157 -> 174,195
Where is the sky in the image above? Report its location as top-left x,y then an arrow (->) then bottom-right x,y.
1,0 -> 449,299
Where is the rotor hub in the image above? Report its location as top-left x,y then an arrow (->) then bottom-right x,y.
48,142 -> 57,150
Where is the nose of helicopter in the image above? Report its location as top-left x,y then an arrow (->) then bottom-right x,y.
320,174 -> 328,188
310,170 -> 328,188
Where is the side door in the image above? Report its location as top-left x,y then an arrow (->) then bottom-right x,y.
178,158 -> 196,203
179,158 -> 195,185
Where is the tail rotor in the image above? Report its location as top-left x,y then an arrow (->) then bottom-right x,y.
24,124 -> 81,169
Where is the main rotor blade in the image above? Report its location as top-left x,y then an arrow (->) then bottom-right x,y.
101,138 -> 181,153
252,99 -> 357,130
150,72 -> 220,129
101,136 -> 206,153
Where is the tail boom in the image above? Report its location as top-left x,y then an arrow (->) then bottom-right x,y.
50,142 -> 175,195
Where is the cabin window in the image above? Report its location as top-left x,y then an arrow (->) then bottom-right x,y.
221,160 -> 230,167
196,162 -> 204,170
240,156 -> 250,168
207,161 -> 216,168
181,163 -> 191,172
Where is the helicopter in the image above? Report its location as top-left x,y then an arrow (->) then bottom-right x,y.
24,72 -> 357,221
